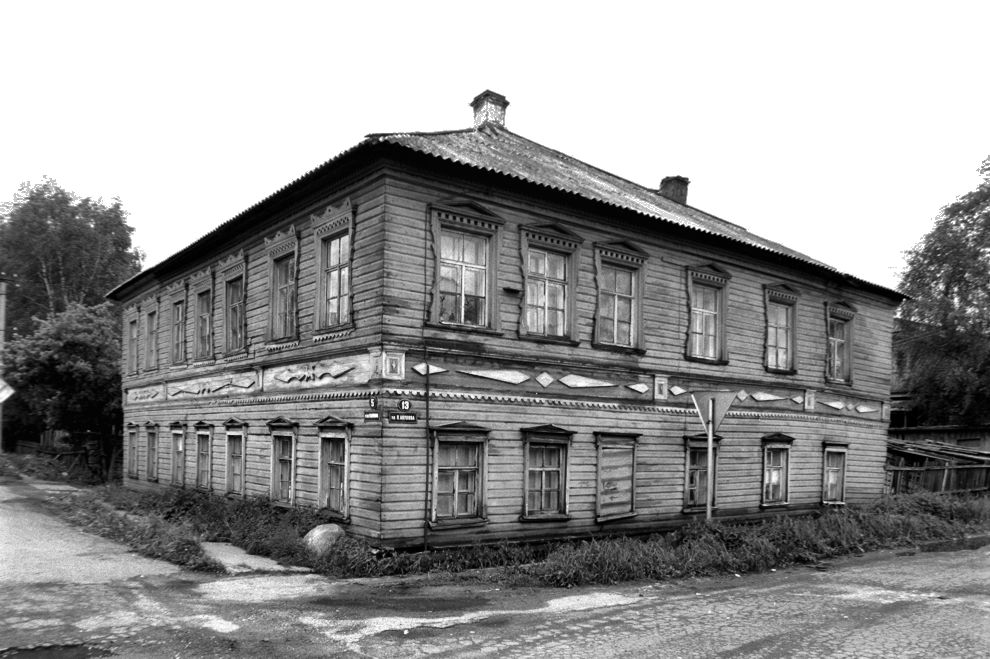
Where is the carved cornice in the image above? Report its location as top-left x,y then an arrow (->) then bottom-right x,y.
311,198 -> 353,237
265,224 -> 297,257
218,250 -> 246,277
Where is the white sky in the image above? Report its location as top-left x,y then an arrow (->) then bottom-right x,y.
2,1 -> 988,292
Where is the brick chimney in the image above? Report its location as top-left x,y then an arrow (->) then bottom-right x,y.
659,176 -> 690,205
471,90 -> 509,128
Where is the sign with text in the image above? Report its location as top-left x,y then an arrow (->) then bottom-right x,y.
388,411 -> 418,424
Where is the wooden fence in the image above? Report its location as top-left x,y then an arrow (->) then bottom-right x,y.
885,464 -> 990,495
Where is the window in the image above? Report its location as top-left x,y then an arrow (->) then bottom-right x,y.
195,427 -> 211,490
826,303 -> 855,382
430,206 -> 501,331
762,434 -> 794,506
271,254 -> 296,340
171,428 -> 185,486
765,286 -> 798,372
127,428 -> 138,478
594,243 -> 646,349
431,422 -> 489,524
823,443 -> 848,504
226,433 -> 244,495
320,233 -> 351,328
171,300 -> 186,364
318,418 -> 350,515
225,275 -> 245,352
144,310 -> 158,370
195,290 -> 212,360
687,266 -> 730,362
683,434 -> 719,510
268,417 -> 297,504
596,433 -> 638,521
439,229 -> 488,327
146,427 -> 158,481
521,225 -> 581,340
522,425 -> 572,519
127,319 -> 138,373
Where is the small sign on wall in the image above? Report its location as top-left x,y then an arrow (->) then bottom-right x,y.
388,411 -> 418,424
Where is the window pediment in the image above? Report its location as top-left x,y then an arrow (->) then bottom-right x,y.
828,301 -> 857,320
265,225 -> 297,258
596,241 -> 647,265
765,283 -> 799,304
761,432 -> 795,445
522,223 -> 583,251
223,417 -> 248,429
689,263 -> 731,284
311,198 -> 353,237
521,424 -> 575,436
218,250 -> 246,277
267,416 -> 298,430
316,414 -> 352,430
432,198 -> 503,223
433,421 -> 490,435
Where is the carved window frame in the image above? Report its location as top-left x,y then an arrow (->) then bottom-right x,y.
520,225 -> 582,343
145,421 -> 159,482
764,284 -> 799,374
142,296 -> 159,371
166,280 -> 187,366
595,432 -> 639,522
521,425 -> 573,522
429,203 -> 503,332
683,433 -> 721,513
429,422 -> 490,527
761,433 -> 794,507
686,264 -> 731,364
311,199 -> 355,338
825,302 -> 856,384
223,417 -> 248,497
593,243 -> 647,352
268,416 -> 298,505
218,251 -> 247,356
265,226 -> 299,346
317,415 -> 352,519
822,440 -> 848,505
189,267 -> 214,362
125,310 -> 139,375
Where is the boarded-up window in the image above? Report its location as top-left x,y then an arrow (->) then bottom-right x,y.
823,446 -> 847,503
596,434 -> 638,521
226,434 -> 243,495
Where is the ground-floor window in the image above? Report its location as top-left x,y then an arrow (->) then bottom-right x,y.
431,423 -> 489,523
823,443 -> 848,504
226,433 -> 244,495
127,429 -> 138,478
273,435 -> 294,503
595,433 -> 639,521
171,429 -> 185,486
146,427 -> 158,481
762,434 -> 794,505
684,433 -> 720,511
196,428 -> 211,490
321,434 -> 347,514
522,424 -> 573,519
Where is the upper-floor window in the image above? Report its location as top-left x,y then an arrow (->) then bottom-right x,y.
687,265 -> 730,363
320,233 -> 351,328
430,204 -> 502,331
225,275 -> 245,352
195,289 -> 212,360
594,243 -> 647,350
826,302 -> 856,383
144,309 -> 158,370
765,285 -> 799,373
521,225 -> 582,341
126,319 -> 138,374
171,299 -> 186,364
265,226 -> 298,343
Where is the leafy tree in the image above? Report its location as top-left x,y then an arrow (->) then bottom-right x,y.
2,303 -> 123,434
898,156 -> 990,425
0,177 -> 143,338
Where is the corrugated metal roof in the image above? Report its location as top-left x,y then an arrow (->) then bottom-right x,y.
368,124 -> 838,272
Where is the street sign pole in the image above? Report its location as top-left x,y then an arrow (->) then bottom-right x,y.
706,397 -> 714,521
691,389 -> 740,522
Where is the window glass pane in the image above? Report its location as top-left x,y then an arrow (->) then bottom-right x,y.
615,268 -> 633,296
528,250 -> 546,276
547,252 -> 566,280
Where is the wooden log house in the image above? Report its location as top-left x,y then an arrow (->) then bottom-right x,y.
108,90 -> 904,548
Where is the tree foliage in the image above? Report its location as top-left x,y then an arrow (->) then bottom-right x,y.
0,178 -> 142,337
2,303 -> 123,434
898,157 -> 990,425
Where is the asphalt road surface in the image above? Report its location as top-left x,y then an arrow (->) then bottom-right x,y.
2,474 -> 988,658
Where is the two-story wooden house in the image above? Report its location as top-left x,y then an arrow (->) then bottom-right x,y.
108,90 -> 903,548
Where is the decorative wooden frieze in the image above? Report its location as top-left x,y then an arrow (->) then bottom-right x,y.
264,224 -> 297,257
412,363 -> 448,376
189,266 -> 212,289
311,198 -> 353,237
804,390 -> 816,411
264,357 -> 371,391
595,241 -> 648,266
626,383 -> 650,394
313,328 -> 354,343
559,374 -> 615,388
881,402 -> 890,421
168,376 -> 256,399
790,395 -> 804,405
460,369 -> 531,385
265,340 -> 300,352
654,375 -> 669,401
669,385 -> 687,396
737,390 -> 749,401
822,400 -> 845,410
218,250 -> 246,277
535,372 -> 555,388
126,385 -> 164,405
855,404 -> 879,414
752,392 -> 786,402
522,223 -> 583,251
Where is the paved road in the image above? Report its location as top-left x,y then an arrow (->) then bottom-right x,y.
2,474 -> 989,657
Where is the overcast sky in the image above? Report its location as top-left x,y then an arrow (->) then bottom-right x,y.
2,1 -> 988,292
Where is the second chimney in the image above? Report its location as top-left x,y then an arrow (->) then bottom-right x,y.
659,176 -> 690,205
471,90 -> 509,128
